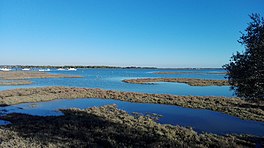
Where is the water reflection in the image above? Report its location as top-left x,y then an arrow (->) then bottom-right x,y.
1,98 -> 263,136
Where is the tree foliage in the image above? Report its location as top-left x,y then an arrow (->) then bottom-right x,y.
223,14 -> 264,99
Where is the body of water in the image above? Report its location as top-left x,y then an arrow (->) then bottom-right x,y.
1,69 -> 263,137
0,68 -> 233,97
1,98 -> 263,136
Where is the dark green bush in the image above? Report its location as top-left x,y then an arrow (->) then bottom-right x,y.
224,14 -> 264,99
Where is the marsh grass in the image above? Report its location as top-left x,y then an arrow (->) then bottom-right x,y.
0,71 -> 82,80
0,71 -> 82,86
0,80 -> 32,86
123,78 -> 229,86
0,105 -> 261,147
0,87 -> 263,122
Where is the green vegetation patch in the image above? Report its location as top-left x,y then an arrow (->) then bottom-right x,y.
0,105 -> 261,147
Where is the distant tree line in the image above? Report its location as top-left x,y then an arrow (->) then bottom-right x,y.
1,65 -> 157,69
1,65 -> 225,70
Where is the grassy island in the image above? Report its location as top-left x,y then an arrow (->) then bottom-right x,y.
0,71 -> 82,86
0,105 -> 262,147
0,80 -> 32,86
0,87 -> 263,122
122,78 -> 229,86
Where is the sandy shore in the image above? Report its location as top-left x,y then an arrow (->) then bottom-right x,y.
0,87 -> 263,122
123,78 -> 229,86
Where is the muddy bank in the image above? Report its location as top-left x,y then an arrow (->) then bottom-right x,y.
0,105 -> 261,147
123,78 -> 229,86
0,87 -> 263,122
0,71 -> 82,86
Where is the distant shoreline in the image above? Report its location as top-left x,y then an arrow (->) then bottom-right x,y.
0,65 -> 224,70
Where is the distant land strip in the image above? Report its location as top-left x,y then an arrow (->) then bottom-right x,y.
0,71 -> 82,86
154,72 -> 227,75
0,87 -> 263,122
122,78 -> 229,86
0,65 -> 158,69
0,65 -> 226,70
0,80 -> 32,86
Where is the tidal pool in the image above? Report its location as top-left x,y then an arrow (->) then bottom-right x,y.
1,98 -> 263,136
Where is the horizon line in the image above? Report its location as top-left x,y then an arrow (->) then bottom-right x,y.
0,64 -> 224,69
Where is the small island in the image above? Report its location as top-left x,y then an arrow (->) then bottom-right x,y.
0,80 -> 32,86
0,71 -> 82,86
122,78 -> 229,86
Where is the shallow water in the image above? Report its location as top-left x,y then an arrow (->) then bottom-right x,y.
0,120 -> 10,125
0,68 -> 233,97
1,69 -> 258,136
1,98 -> 264,136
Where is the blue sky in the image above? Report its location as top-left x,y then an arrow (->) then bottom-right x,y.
0,0 -> 263,68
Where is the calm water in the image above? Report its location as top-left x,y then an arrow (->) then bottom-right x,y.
0,68 -> 233,97
1,98 -> 263,136
1,69 -> 263,136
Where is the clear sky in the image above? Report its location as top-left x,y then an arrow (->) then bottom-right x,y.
0,0 -> 263,68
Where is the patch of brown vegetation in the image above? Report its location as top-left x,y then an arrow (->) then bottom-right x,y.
123,78 -> 229,86
0,105 -> 261,147
0,71 -> 82,86
0,87 -> 263,122
0,71 -> 82,80
0,80 -> 32,86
